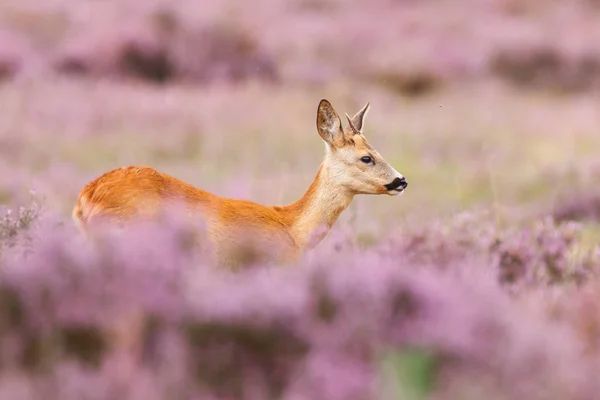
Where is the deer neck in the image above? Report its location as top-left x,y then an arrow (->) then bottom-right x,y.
276,162 -> 354,250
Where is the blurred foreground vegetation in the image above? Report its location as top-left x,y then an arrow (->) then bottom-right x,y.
1,0 -> 600,398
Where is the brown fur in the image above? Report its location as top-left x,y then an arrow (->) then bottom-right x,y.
72,99 -> 406,269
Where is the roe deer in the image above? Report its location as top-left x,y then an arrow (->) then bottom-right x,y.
72,99 -> 408,268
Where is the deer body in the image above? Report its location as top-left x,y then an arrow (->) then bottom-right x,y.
72,100 -> 407,269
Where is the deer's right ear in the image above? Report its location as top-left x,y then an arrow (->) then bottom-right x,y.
316,99 -> 345,148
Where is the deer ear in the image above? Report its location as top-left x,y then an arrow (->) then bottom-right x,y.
316,99 -> 345,147
348,102 -> 370,134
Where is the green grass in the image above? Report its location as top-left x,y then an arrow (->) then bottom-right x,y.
379,348 -> 437,400
575,223 -> 600,256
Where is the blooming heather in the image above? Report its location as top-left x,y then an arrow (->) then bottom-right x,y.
0,0 -> 598,398
0,206 -> 598,400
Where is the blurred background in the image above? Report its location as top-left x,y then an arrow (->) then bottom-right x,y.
1,0 -> 599,234
2,1 -> 600,399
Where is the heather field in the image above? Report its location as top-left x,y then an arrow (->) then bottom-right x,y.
1,0 -> 600,399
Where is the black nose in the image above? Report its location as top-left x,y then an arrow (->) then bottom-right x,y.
385,177 -> 408,191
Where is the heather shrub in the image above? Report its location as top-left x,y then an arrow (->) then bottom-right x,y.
54,12 -> 279,85
0,211 -> 597,399
2,0 -> 600,94
0,194 -> 42,252
376,212 -> 599,291
553,192 -> 600,223
490,44 -> 600,93
490,218 -> 594,287
0,30 -> 32,81
54,26 -> 171,82
366,67 -> 442,98
0,0 -> 599,398
161,15 -> 279,85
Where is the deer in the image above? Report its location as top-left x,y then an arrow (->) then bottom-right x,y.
72,99 -> 408,269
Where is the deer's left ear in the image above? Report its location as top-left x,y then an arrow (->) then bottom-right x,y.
345,102 -> 370,135
317,99 -> 346,147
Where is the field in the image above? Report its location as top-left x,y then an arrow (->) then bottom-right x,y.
1,0 -> 600,399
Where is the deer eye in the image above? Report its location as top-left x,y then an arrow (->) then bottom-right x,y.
360,156 -> 372,164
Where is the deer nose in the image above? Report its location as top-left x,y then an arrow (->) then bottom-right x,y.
385,177 -> 408,191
